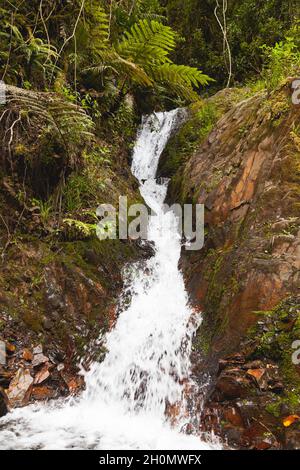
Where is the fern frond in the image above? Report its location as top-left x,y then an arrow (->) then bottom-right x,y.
148,63 -> 213,101
85,2 -> 110,53
87,51 -> 153,87
152,64 -> 212,87
113,54 -> 153,86
117,19 -> 176,65
140,13 -> 167,23
63,218 -> 96,239
85,18 -> 211,104
5,85 -> 94,156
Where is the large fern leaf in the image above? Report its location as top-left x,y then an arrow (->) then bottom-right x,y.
148,63 -> 212,100
86,50 -> 154,87
88,18 -> 212,103
151,63 -> 212,87
84,2 -> 110,54
117,19 -> 176,66
5,86 -> 94,158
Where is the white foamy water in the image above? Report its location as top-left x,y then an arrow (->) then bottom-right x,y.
0,110 -> 219,450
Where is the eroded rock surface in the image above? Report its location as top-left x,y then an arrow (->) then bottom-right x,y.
165,81 -> 300,448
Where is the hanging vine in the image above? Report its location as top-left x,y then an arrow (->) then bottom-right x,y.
214,0 -> 232,87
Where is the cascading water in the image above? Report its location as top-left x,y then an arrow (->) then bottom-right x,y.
0,110 -> 219,450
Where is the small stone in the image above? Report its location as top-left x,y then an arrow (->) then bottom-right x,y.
32,353 -> 48,368
246,368 -> 266,382
34,365 -> 50,385
42,318 -> 52,331
0,348 -> 5,365
6,342 -> 16,354
57,363 -> 64,372
255,439 -> 273,450
223,406 -> 244,427
22,349 -> 33,362
49,350 -> 65,363
7,368 -> 33,406
31,386 -> 54,401
33,344 -> 43,355
61,373 -> 84,394
285,429 -> 300,450
215,373 -> 251,401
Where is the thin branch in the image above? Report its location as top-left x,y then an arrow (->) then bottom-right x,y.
108,0 -> 114,40
129,0 -> 136,16
39,0 -> 52,65
6,112 -> 22,148
50,0 -> 86,83
214,0 -> 232,88
2,12 -> 15,81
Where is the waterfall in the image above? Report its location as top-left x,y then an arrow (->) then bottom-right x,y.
0,110 -> 218,450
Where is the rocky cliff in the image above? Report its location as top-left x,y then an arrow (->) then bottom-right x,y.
162,80 -> 300,449
0,86 -> 151,415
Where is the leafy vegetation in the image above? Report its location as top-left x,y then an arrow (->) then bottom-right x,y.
0,0 -> 299,243
261,28 -> 300,90
163,0 -> 299,87
0,1 -> 211,109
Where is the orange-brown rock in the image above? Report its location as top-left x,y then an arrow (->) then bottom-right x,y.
34,364 -> 50,385
223,406 -> 244,428
7,368 -> 33,407
22,349 -> 33,362
31,385 -> 55,401
168,83 -> 299,357
165,82 -> 300,449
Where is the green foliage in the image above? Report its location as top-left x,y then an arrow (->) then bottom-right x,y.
88,18 -> 212,103
84,1 -> 110,54
250,297 -> 300,414
62,144 -> 112,212
110,0 -> 165,37
5,86 -> 94,160
164,0 -> 296,87
30,198 -> 53,226
262,26 -> 300,90
117,19 -> 176,64
1,1 -> 212,107
159,100 -> 219,177
63,218 -> 97,239
0,5 -> 59,86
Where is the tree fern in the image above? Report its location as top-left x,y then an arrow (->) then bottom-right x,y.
148,63 -> 212,100
4,85 -> 94,166
88,18 -> 212,104
117,19 -> 176,65
84,2 -> 110,54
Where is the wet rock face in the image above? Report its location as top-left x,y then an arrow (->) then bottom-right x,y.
0,237 -> 152,409
165,81 -> 300,448
167,82 -> 299,355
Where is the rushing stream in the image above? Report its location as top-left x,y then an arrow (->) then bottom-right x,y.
0,110 -> 218,450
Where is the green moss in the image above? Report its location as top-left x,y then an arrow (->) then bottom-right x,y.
194,246 -> 243,356
159,101 -> 219,180
269,94 -> 290,125
266,401 -> 281,418
165,88 -> 258,205
250,297 -> 300,414
22,309 -> 43,333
